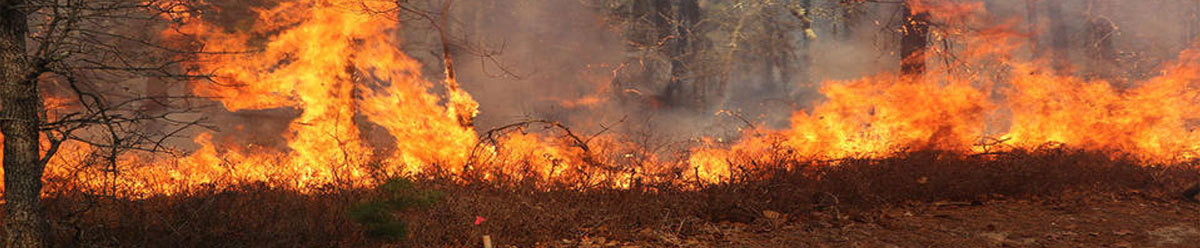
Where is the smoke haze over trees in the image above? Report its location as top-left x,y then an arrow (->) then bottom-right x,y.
5,0 -> 1200,246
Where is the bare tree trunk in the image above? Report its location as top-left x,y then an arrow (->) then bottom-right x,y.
1084,16 -> 1117,80
796,0 -> 813,87
1,0 -> 47,247
836,2 -> 858,41
762,22 -> 790,95
900,4 -> 930,77
1081,0 -> 1118,82
1188,1 -> 1200,45
614,0 -> 672,108
664,0 -> 700,108
1045,0 -> 1070,74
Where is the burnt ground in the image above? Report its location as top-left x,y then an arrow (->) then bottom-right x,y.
551,194 -> 1200,248
26,149 -> 1200,247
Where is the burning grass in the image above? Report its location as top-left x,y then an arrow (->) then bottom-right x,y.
10,0 -> 1200,246
16,0 -> 1200,200
26,146 -> 1200,247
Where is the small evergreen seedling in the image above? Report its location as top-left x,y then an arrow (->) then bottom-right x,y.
348,178 -> 442,241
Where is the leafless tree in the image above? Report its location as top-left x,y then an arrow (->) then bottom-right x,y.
1188,1 -> 1200,45
0,0 -> 211,246
1044,0 -> 1071,74
900,1 -> 929,77
1082,1 -> 1119,81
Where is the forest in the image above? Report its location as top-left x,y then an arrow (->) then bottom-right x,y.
3,0 -> 1200,247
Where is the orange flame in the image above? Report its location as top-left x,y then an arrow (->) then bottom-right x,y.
5,0 -> 1200,195
687,0 -> 1200,181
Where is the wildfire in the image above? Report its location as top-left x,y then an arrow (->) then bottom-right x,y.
164,0 -> 509,191
3,0 -> 1200,195
687,0 -> 1200,181
111,0 -> 597,194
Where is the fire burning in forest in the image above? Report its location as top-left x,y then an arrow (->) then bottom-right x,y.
7,0 -> 1200,197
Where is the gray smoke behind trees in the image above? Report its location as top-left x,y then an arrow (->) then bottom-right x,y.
405,0 -> 1200,144
417,0 -> 903,141
176,0 -> 1200,152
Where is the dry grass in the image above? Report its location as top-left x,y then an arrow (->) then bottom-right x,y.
18,147 -> 1200,247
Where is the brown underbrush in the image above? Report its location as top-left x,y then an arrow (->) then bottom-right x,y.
20,147 -> 1200,247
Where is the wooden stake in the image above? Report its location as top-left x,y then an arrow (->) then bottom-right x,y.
482,235 -> 493,248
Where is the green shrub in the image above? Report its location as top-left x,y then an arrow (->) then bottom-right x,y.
347,178 -> 443,241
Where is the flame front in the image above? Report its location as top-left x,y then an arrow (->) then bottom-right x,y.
688,0 -> 1200,181
161,0 -> 484,190
5,0 -> 1200,195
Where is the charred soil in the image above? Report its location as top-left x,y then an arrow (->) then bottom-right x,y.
24,149 -> 1200,247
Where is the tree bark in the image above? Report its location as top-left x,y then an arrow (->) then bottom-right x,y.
664,0 -> 700,108
761,15 -> 790,95
836,2 -> 858,41
1083,16 -> 1117,80
1,0 -> 47,247
1080,0 -> 1117,82
1045,0 -> 1070,74
900,4 -> 930,77
1188,1 -> 1200,45
614,0 -> 672,108
796,0 -> 813,87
